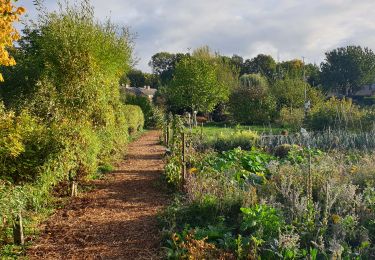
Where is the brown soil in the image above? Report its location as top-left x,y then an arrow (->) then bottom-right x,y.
27,131 -> 169,260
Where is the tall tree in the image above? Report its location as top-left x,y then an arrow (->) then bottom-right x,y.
243,54 -> 276,80
320,46 -> 375,95
127,69 -> 146,88
166,47 -> 235,113
148,52 -> 188,85
277,59 -> 304,79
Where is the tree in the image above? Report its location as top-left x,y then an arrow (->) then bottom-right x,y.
277,59 -> 304,79
127,69 -> 146,88
166,47 -> 235,113
144,73 -> 159,89
148,52 -> 188,85
243,54 -> 276,80
231,54 -> 244,72
0,0 -> 25,81
304,63 -> 321,87
229,74 -> 276,124
272,78 -> 323,110
320,46 -> 375,95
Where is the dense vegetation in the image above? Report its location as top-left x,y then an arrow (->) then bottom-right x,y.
0,1 -> 144,255
1,0 -> 375,258
161,116 -> 375,259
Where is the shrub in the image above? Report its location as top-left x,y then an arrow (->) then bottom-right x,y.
123,105 -> 144,135
123,94 -> 163,129
0,1 -> 137,252
124,94 -> 153,127
278,107 -> 305,130
197,130 -> 259,152
306,97 -> 363,130
229,74 -> 277,124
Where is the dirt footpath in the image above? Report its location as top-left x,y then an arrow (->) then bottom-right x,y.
28,131 -> 168,260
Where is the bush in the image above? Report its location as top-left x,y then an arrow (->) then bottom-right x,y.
197,130 -> 259,152
278,107 -> 305,130
124,94 -> 163,129
229,74 -> 277,124
306,97 -> 365,130
123,105 -> 144,135
0,1 -> 138,252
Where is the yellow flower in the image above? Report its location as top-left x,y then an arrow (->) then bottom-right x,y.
189,167 -> 198,174
332,214 -> 341,224
349,166 -> 358,174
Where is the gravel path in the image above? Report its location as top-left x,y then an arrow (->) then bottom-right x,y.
27,131 -> 168,259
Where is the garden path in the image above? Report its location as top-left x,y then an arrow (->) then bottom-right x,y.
27,131 -> 168,259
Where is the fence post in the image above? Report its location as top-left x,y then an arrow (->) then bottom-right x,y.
307,151 -> 313,203
200,122 -> 204,140
13,212 -> 24,245
71,181 -> 78,197
166,125 -> 170,148
181,132 -> 187,188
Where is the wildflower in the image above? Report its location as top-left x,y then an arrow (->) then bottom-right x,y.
332,214 -> 341,224
189,167 -> 198,174
349,166 -> 357,174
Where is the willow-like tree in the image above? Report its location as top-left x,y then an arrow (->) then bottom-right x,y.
229,73 -> 276,124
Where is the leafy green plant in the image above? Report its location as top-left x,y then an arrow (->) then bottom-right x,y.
240,205 -> 283,241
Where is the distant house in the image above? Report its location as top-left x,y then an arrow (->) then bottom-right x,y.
122,85 -> 157,101
327,83 -> 375,99
354,84 -> 375,97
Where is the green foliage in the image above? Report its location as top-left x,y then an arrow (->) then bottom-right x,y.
240,205 -> 283,240
279,107 -> 305,130
149,52 -> 188,85
0,0 -> 145,252
198,130 -> 259,152
162,131 -> 375,258
321,46 -> 375,95
123,105 -> 144,134
229,74 -> 277,124
125,69 -> 146,88
306,97 -> 364,130
242,54 -> 276,81
124,94 -> 153,127
167,47 -> 236,113
272,78 -> 323,110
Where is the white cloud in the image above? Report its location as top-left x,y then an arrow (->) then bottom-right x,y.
16,0 -> 375,71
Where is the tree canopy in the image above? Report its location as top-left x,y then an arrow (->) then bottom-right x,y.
320,46 -> 375,95
148,52 -> 188,85
166,47 -> 236,113
243,54 -> 276,81
229,74 -> 276,124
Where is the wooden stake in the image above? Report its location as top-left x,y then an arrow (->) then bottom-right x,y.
71,181 -> 78,197
166,125 -> 170,147
181,132 -> 186,188
13,212 -> 24,245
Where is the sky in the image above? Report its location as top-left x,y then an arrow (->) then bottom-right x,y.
16,0 -> 375,72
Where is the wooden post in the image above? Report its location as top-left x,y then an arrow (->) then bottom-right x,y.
164,125 -> 168,145
71,181 -> 78,197
181,132 -> 187,188
200,122 -> 204,140
13,212 -> 24,245
166,125 -> 170,147
307,152 -> 312,203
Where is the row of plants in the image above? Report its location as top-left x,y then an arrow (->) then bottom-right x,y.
0,1 -> 144,256
161,119 -> 375,259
